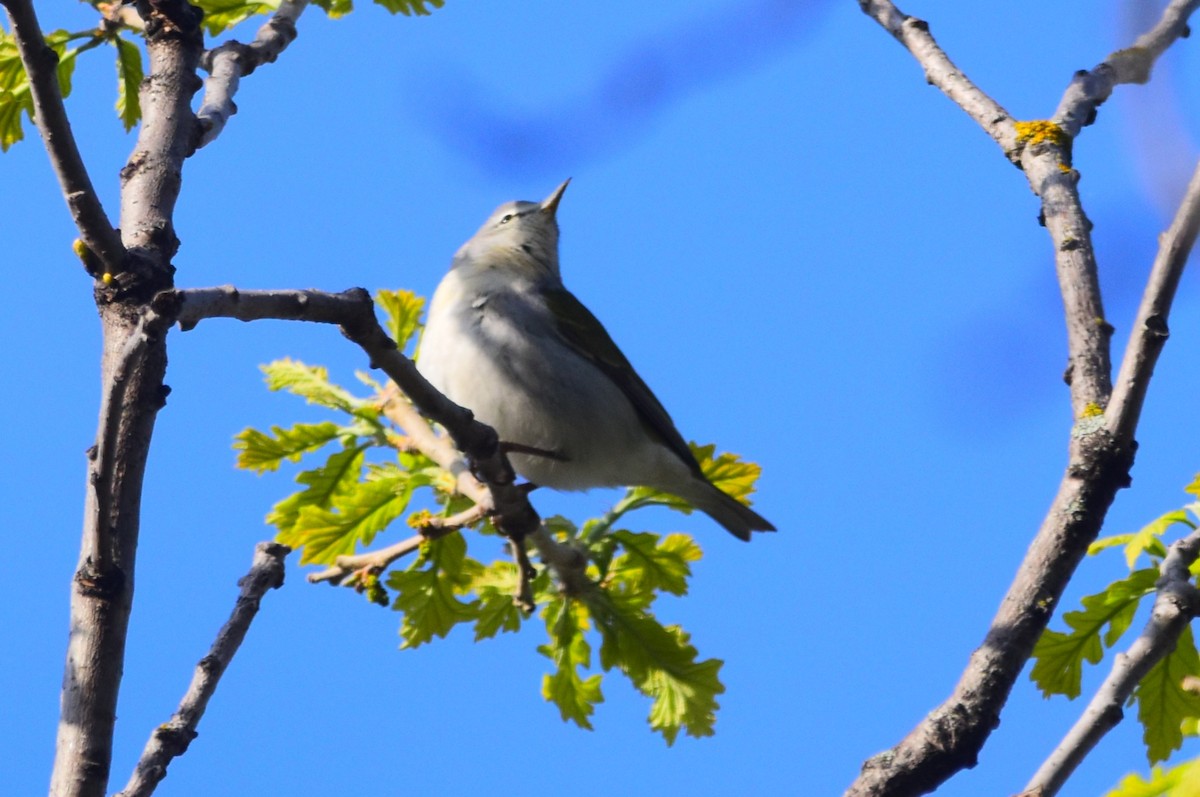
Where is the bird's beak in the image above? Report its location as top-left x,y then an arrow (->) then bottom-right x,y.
540,178 -> 571,216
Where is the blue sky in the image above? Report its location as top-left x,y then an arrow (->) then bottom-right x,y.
5,1 -> 1200,795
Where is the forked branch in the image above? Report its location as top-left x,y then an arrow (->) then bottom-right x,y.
848,2 -> 1200,795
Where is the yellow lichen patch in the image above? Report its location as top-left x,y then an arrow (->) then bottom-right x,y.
71,238 -> 89,260
407,509 -> 434,529
1081,402 -> 1104,419
1057,162 -> 1072,174
101,272 -> 114,285
1014,120 -> 1067,148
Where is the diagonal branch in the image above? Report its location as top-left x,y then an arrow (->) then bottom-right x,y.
849,2 -> 1200,795
196,0 -> 310,148
170,286 -> 537,538
0,0 -> 125,273
116,542 -> 290,797
1022,530 -> 1200,797
170,286 -> 591,594
1106,157 -> 1200,446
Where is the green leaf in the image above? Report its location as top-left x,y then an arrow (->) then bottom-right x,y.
262,358 -> 369,416
114,36 -> 142,131
43,30 -> 78,100
234,421 -> 343,472
376,289 -> 425,351
1124,510 -> 1193,569
192,0 -> 280,36
373,0 -> 445,15
279,463 -> 410,565
388,532 -> 480,647
1104,762 -> 1199,797
1185,474 -> 1200,499
0,31 -> 34,151
585,588 -> 723,744
470,560 -> 525,641
694,443 -> 763,505
312,0 -> 354,18
1134,625 -> 1200,764
1030,568 -> 1159,699
540,597 -> 603,730
1091,533 -> 1138,556
609,531 -> 701,598
267,445 -> 366,533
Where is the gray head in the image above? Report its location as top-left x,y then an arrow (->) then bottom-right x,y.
454,180 -> 571,280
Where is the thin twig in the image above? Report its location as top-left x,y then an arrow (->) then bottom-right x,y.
0,0 -> 125,273
116,542 -> 290,797
1053,0 -> 1200,138
856,1 -> 1016,153
1023,530 -> 1200,797
196,0 -> 310,148
1107,157 -> 1200,446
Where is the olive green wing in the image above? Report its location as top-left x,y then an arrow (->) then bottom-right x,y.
543,286 -> 703,479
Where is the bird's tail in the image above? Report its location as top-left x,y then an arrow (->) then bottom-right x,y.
682,480 -> 776,542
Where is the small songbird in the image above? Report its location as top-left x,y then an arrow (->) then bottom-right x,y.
418,181 -> 774,540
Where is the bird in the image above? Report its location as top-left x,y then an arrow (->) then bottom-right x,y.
417,180 -> 774,540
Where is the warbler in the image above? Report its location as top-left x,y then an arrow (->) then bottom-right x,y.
418,181 -> 774,540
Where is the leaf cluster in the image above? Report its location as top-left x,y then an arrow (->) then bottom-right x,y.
1,0 -> 446,149
1031,478 -> 1200,775
235,290 -> 767,743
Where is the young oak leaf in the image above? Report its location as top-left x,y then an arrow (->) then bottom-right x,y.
609,531 -> 701,598
470,560 -> 526,641
191,0 -> 279,36
280,464 -> 410,565
114,36 -> 143,131
1122,510 -> 1194,569
373,0 -> 445,15
695,443 -> 763,505
376,289 -> 425,351
1134,625 -> 1200,764
539,597 -> 604,730
586,589 -> 724,744
1,35 -> 30,151
1103,762 -> 1198,797
262,358 -> 369,417
1031,568 -> 1159,699
234,421 -> 343,473
388,532 -> 480,648
266,445 -> 366,534
312,0 -> 354,18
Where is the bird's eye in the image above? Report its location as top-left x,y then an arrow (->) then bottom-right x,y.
499,214 -> 514,225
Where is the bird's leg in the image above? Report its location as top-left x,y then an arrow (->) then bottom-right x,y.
508,536 -> 538,613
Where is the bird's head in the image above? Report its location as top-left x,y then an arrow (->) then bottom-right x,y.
453,179 -> 571,282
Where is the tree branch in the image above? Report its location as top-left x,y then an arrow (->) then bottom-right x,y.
1022,530 -> 1200,797
847,2 -> 1200,795
116,542 -> 289,797
855,1 -> 1016,153
50,5 -> 203,795
0,0 -> 125,273
1106,156 -> 1200,446
196,0 -> 310,148
172,286 -> 592,595
172,286 -> 538,537
1053,0 -> 1200,138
